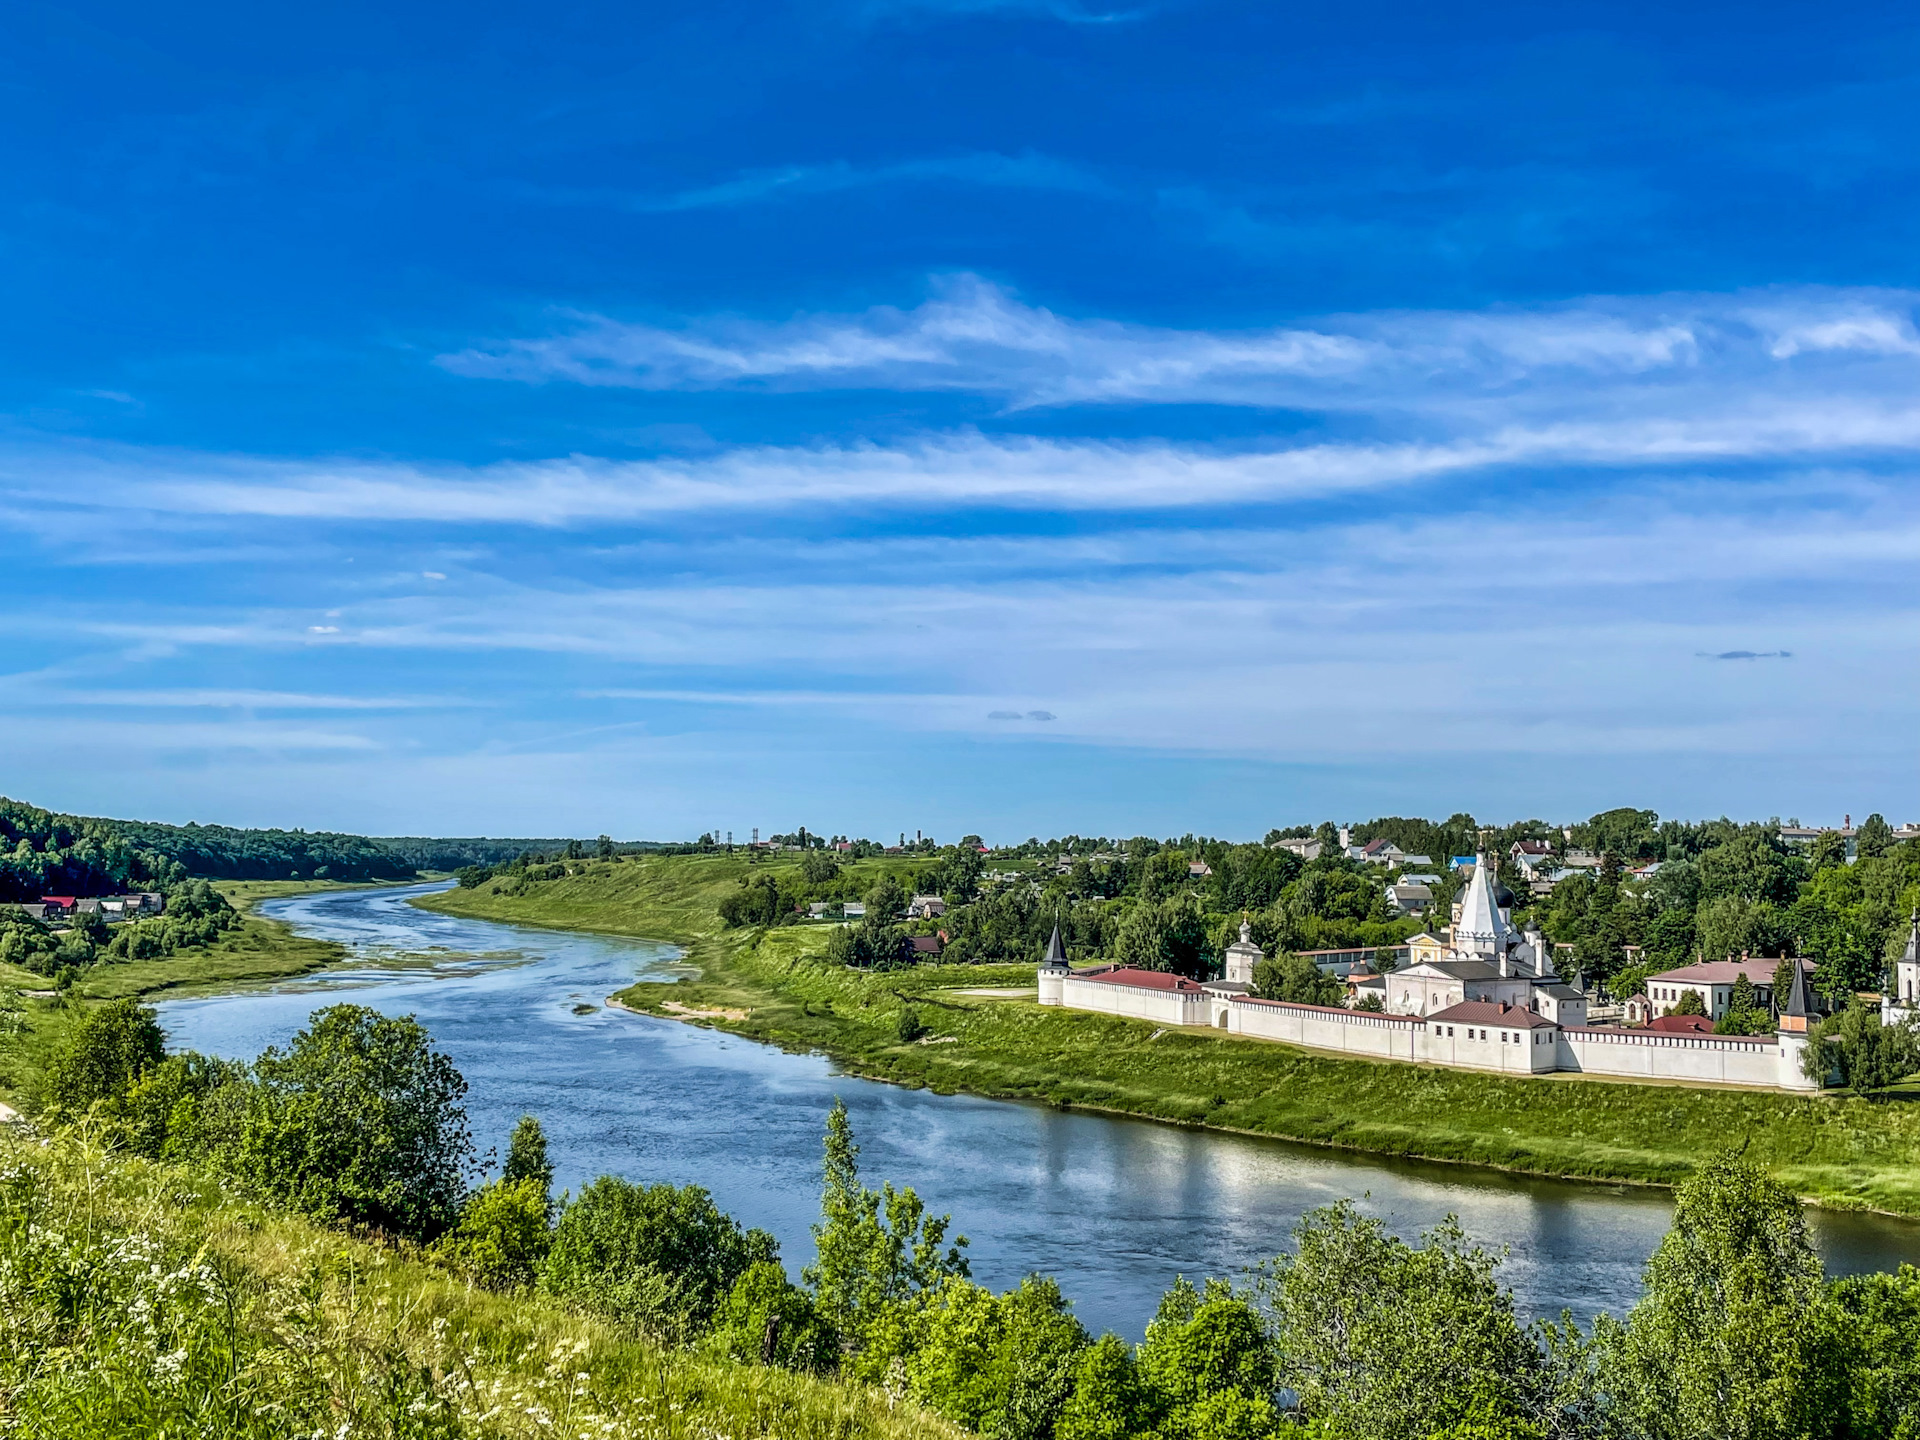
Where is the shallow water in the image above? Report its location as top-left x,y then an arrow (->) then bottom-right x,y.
156,882 -> 1920,1339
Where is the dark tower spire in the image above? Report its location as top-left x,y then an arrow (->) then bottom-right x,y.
1043,916 -> 1068,969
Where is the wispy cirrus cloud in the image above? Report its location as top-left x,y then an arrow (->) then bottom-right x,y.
617,152 -> 1115,213
13,397 -> 1920,532
438,276 -> 1920,417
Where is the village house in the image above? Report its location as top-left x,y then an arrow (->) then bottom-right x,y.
907,894 -> 947,919
1271,836 -> 1323,860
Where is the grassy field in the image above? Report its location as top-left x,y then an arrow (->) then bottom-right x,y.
0,1128 -> 958,1440
422,853 -> 1920,1217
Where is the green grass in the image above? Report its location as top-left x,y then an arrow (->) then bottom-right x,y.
422,854 -> 1920,1217
0,1128 -> 960,1440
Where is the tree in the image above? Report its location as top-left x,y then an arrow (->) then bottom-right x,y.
806,1100 -> 969,1365
1259,1203 -> 1545,1440
709,1259 -> 838,1372
1136,1277 -> 1281,1440
1856,813 -> 1893,861
1603,1155 -> 1849,1440
866,873 -> 909,921
596,834 -> 615,859
38,998 -> 165,1118
238,1004 -> 474,1241
897,1006 -> 928,1043
432,1176 -> 551,1290
541,1175 -> 776,1340
1058,1334 -> 1149,1440
898,1275 -> 1091,1440
1113,894 -> 1212,979
802,849 -> 841,885
1250,952 -> 1343,1007
1805,1003 -> 1920,1092
1671,989 -> 1707,1018
503,1113 -> 555,1216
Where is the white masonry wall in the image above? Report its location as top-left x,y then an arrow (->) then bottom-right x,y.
1228,999 -> 1423,1060
1419,1019 -> 1560,1073
1059,975 -> 1210,1026
1558,1029 -> 1792,1087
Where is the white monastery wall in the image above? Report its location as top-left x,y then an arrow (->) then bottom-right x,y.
1228,999 -> 1422,1060
1058,975 -> 1208,1027
1556,1029 -> 1799,1088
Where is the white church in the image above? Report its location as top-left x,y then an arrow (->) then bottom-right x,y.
1039,852 -> 1822,1091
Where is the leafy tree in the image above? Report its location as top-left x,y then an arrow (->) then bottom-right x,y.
1856,813 -> 1894,861
1804,1003 -> 1920,1092
806,1100 -> 969,1366
38,998 -> 165,1119
1250,952 -> 1344,1006
1671,989 -> 1707,1018
802,849 -> 842,885
432,1176 -> 552,1290
709,1259 -> 838,1372
866,873 -> 908,920
1602,1155 -> 1849,1440
541,1175 -> 776,1340
238,1004 -> 474,1241
897,1005 -> 928,1043
503,1113 -> 555,1217
1057,1333 -> 1149,1440
1136,1277 -> 1280,1440
897,1275 -> 1091,1440
1114,893 -> 1211,979
1826,1264 -> 1920,1437
1259,1202 -> 1547,1440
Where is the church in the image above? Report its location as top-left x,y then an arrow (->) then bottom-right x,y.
1353,853 -> 1589,1026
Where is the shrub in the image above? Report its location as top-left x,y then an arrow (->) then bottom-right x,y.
237,1004 -> 474,1240
709,1259 -> 838,1373
38,998 -> 165,1119
541,1176 -> 777,1341
432,1176 -> 552,1290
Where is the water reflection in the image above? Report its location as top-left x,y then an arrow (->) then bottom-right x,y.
155,882 -> 1920,1340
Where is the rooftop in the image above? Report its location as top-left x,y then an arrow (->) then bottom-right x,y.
1650,957 -> 1809,986
1070,967 -> 1208,994
1427,1000 -> 1559,1029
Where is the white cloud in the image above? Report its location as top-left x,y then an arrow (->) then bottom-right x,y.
438,276 -> 1920,413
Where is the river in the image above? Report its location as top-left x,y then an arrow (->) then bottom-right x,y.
155,881 -> 1920,1340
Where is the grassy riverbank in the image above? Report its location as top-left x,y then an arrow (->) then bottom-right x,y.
420,854 -> 1920,1217
0,879 -> 356,1104
2,1128 -> 957,1440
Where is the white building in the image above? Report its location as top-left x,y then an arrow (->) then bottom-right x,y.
1644,957 -> 1807,1019
907,894 -> 947,918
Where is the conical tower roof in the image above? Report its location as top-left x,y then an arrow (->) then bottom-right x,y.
1453,852 -> 1514,958
1043,919 -> 1068,969
1904,909 -> 1919,965
1784,955 -> 1811,1020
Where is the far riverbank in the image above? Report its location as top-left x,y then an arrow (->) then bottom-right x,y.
416,853 -> 1920,1218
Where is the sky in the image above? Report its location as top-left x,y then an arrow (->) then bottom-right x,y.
4,0 -> 1920,841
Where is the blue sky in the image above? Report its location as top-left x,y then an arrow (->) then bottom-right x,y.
5,0 -> 1920,840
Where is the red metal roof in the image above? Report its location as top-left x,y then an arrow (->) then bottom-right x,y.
1073,967 -> 1207,993
1647,1014 -> 1716,1034
1426,1000 -> 1559,1029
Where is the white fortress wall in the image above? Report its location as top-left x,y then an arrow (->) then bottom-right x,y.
1228,998 -> 1422,1060
1557,1028 -> 1792,1087
1058,976 -> 1209,1026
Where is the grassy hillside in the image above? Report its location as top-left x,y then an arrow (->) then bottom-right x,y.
422,853 -> 1920,1216
0,1129 -> 958,1440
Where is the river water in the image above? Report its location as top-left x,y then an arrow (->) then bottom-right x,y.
155,882 -> 1920,1340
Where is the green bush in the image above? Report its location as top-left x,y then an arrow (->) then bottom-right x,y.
431,1175 -> 552,1290
541,1175 -> 777,1341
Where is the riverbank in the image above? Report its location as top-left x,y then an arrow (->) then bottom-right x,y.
418,855 -> 1920,1217
0,879 -> 357,1103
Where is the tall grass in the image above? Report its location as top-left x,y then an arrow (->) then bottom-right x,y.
0,1128 -> 958,1440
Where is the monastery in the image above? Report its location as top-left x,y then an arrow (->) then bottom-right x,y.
1038,852 -> 1823,1090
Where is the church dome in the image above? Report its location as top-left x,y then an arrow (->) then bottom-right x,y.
1493,880 -> 1516,909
